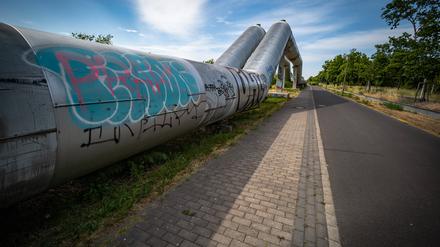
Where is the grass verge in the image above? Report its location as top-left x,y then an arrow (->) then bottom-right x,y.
382,102 -> 403,111
320,83 -> 440,112
0,97 -> 288,247
325,87 -> 440,137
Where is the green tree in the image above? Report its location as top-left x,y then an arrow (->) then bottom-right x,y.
95,34 -> 114,45
203,58 -> 215,64
382,0 -> 439,40
71,32 -> 114,45
311,0 -> 439,92
381,0 -> 439,90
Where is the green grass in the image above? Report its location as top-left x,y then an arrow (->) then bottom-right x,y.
283,87 -> 300,93
319,83 -> 440,104
382,102 -> 404,111
1,96 -> 288,247
361,99 -> 371,106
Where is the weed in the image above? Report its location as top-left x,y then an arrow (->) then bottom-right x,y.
382,102 -> 403,111
181,209 -> 196,217
361,99 -> 371,105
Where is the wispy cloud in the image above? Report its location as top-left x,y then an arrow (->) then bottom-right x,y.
127,0 -> 400,78
135,0 -> 206,37
119,27 -> 139,33
21,20 -> 35,25
301,27 -> 412,51
292,23 -> 346,36
117,27 -> 154,39
120,35 -> 228,62
58,31 -> 71,36
216,17 -> 232,25
231,1 -> 347,36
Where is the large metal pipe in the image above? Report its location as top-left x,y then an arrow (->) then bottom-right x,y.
0,21 -> 301,206
278,56 -> 291,89
244,21 -> 302,85
284,34 -> 302,86
215,25 -> 265,69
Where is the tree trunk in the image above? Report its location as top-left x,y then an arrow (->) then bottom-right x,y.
414,82 -> 421,103
419,79 -> 427,102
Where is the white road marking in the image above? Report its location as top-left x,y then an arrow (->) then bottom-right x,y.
310,86 -> 342,247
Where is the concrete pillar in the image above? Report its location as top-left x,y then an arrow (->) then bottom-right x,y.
292,65 -> 298,89
280,64 -> 286,89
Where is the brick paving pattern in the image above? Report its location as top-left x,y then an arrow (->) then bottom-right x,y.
111,88 -> 340,247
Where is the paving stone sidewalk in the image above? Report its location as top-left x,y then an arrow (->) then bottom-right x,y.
110,88 -> 340,247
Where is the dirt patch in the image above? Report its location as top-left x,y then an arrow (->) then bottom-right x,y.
413,102 -> 440,112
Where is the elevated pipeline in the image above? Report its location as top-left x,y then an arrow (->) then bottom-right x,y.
0,21 -> 302,206
244,20 -> 302,86
215,25 -> 266,69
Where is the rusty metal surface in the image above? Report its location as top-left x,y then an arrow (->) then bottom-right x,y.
0,21 -> 301,206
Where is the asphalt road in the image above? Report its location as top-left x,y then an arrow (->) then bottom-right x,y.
312,86 -> 440,247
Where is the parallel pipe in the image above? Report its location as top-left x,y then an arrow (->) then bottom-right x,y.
244,21 -> 302,85
0,21 -> 301,206
284,34 -> 303,86
215,25 -> 266,69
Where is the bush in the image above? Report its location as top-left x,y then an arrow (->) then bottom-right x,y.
382,102 -> 403,111
361,99 -> 371,105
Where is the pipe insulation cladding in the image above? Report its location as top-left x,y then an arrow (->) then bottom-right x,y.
215,25 -> 266,69
244,21 -> 302,85
0,21 -> 302,207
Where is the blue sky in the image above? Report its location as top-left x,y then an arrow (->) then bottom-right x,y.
0,0 -> 411,78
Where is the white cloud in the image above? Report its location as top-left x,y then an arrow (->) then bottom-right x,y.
292,23 -> 346,36
232,2 -> 346,35
135,0 -> 206,37
128,0 -> 408,79
119,36 -> 228,62
119,27 -> 138,33
21,20 -> 35,25
216,17 -> 232,25
58,32 -> 71,36
302,27 -> 412,51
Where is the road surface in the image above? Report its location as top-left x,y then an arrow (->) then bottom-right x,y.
312,86 -> 440,247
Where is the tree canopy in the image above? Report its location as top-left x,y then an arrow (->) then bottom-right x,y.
203,58 -> 215,64
309,0 -> 439,90
71,33 -> 114,45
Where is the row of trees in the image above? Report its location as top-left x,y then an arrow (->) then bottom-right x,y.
71,32 -> 114,45
308,0 -> 439,92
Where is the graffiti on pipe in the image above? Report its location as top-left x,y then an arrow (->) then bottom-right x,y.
81,104 -> 196,148
226,67 -> 268,112
26,47 -> 202,128
204,75 -> 235,99
78,99 -> 208,147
